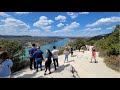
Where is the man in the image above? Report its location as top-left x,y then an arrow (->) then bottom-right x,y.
33,46 -> 43,72
28,44 -> 37,70
52,46 -> 59,70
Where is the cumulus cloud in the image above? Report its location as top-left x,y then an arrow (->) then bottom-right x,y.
33,16 -> 53,27
67,12 -> 78,19
57,23 -> 64,27
33,16 -> 53,31
55,15 -> 66,22
0,18 -> 30,35
15,12 -> 32,14
55,22 -> 80,33
41,26 -> 52,31
86,16 -> 120,27
79,12 -> 89,14
0,12 -> 11,17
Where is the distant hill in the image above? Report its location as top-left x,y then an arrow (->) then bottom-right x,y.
89,33 -> 111,41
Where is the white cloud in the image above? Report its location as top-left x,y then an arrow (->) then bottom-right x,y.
15,12 -> 32,14
55,15 -> 66,22
67,12 -> 78,19
0,18 -> 30,35
41,26 -> 52,31
0,12 -> 11,17
54,22 -> 80,33
79,12 -> 89,14
82,28 -> 102,32
86,16 -> 120,27
57,23 -> 64,27
33,16 -> 53,27
106,26 -> 116,30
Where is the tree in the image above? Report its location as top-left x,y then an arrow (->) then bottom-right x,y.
0,40 -> 25,58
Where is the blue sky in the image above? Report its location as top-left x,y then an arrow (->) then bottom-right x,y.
0,12 -> 119,37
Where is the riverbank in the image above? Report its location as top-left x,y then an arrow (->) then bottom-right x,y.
12,46 -> 120,78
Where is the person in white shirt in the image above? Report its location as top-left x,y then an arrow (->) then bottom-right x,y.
51,46 -> 59,70
63,48 -> 70,63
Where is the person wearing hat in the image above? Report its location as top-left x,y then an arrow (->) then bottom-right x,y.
0,52 -> 13,78
33,46 -> 44,72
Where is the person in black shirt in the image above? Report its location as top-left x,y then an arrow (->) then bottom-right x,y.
44,49 -> 52,75
70,47 -> 73,57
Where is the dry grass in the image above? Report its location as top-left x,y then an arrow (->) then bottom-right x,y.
104,55 -> 120,72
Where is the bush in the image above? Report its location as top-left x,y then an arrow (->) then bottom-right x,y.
104,56 -> 120,72
11,57 -> 30,73
58,47 -> 65,55
0,40 -> 29,73
0,40 -> 25,58
95,24 -> 120,72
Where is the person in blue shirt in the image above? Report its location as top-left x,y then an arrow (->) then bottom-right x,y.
44,49 -> 52,75
33,46 -> 43,72
28,44 -> 37,70
0,52 -> 13,78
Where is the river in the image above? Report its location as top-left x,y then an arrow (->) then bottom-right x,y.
23,38 -> 69,60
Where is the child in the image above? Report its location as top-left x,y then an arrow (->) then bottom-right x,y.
90,47 -> 97,63
63,48 -> 70,63
0,52 -> 13,78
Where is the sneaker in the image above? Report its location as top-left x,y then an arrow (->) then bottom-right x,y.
90,61 -> 92,63
44,73 -> 46,75
49,72 -> 51,74
94,61 -> 98,63
30,68 -> 33,70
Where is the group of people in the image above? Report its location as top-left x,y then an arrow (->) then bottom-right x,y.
0,43 -> 97,78
28,44 -> 59,75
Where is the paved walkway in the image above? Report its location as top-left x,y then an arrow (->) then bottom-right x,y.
12,46 -> 120,78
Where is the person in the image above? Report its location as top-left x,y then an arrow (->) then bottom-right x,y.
70,47 -> 73,57
0,46 -> 2,51
44,49 -> 52,75
52,46 -> 59,70
90,47 -> 97,63
28,44 -> 37,70
78,46 -> 81,52
63,48 -> 70,63
33,46 -> 43,72
0,52 -> 13,78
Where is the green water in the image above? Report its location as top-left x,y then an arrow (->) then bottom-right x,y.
24,38 -> 69,60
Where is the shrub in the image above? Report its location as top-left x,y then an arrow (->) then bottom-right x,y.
0,40 -> 29,73
104,56 -> 120,72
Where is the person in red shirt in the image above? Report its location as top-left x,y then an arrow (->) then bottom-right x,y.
90,47 -> 97,63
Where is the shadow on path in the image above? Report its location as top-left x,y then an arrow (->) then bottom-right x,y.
71,55 -> 77,57
67,60 -> 75,63
53,64 -> 70,73
17,71 -> 38,78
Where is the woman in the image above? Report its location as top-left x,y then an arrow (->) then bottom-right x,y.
0,52 -> 13,78
90,47 -> 97,63
44,49 -> 52,75
63,48 -> 70,63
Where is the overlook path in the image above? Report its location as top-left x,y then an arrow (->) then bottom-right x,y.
12,46 -> 120,78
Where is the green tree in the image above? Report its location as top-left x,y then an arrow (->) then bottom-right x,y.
0,40 -> 25,58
